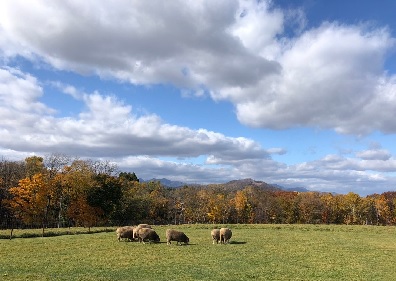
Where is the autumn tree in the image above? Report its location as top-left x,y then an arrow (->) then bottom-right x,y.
382,192 -> 396,224
272,191 -> 299,223
233,190 -> 252,223
320,193 -> 345,224
374,194 -> 392,225
147,181 -> 170,224
0,159 -> 26,229
296,192 -> 324,224
25,156 -> 45,179
117,177 -> 149,225
61,160 -> 99,228
7,173 -> 52,234
342,192 -> 362,225
174,186 -> 207,224
67,196 -> 102,231
205,186 -> 232,224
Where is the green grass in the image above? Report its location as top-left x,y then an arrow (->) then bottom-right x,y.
0,227 -> 114,239
1,224 -> 395,280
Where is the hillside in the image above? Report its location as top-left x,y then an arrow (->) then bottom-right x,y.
143,177 -> 301,192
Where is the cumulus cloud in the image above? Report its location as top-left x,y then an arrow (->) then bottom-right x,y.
1,1 -> 395,134
230,23 -> 396,135
114,152 -> 396,196
356,149 -> 392,161
0,0 -> 279,89
0,68 -> 269,162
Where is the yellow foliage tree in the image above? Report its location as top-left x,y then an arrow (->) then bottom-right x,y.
61,160 -> 98,228
233,190 -> 252,223
7,173 -> 51,231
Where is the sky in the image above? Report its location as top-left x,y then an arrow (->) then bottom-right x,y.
1,0 -> 396,196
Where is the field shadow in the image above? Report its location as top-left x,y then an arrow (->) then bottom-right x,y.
158,241 -> 193,246
229,241 -> 246,245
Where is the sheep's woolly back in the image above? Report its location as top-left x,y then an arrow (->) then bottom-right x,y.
211,228 -> 220,244
133,224 -> 152,238
136,227 -> 160,243
116,226 -> 135,241
219,228 -> 232,244
137,224 -> 151,229
137,227 -> 152,237
165,229 -> 189,245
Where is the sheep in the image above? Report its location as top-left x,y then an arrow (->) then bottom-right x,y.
136,227 -> 160,244
166,229 -> 189,245
219,227 -> 232,244
116,226 -> 135,242
211,228 -> 220,244
137,223 -> 151,229
133,224 -> 152,240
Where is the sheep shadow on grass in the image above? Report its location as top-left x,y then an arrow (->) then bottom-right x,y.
228,241 -> 246,245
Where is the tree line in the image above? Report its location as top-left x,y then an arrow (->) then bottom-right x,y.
1,154 -> 396,232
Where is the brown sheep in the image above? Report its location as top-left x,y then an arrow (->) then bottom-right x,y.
116,226 -> 135,242
137,223 -> 151,229
211,228 -> 220,244
136,227 -> 160,244
133,224 -> 152,240
219,227 -> 232,244
166,229 -> 189,245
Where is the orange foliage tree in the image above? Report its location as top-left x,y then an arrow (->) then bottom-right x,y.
67,196 -> 103,231
233,190 -> 252,223
7,173 -> 52,231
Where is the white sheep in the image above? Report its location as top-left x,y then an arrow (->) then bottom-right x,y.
219,227 -> 232,244
211,228 -> 220,244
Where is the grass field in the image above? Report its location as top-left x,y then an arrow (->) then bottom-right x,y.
1,224 -> 395,280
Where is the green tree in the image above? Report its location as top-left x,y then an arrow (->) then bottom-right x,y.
0,159 -> 26,229
25,156 -> 45,179
87,174 -> 123,224
119,172 -> 139,182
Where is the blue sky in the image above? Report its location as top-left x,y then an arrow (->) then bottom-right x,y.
1,0 -> 396,196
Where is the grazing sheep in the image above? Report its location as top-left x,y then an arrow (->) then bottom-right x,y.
136,227 -> 160,244
137,223 -> 151,229
211,228 -> 220,244
116,226 -> 135,242
166,229 -> 189,245
133,224 -> 152,239
219,228 -> 232,244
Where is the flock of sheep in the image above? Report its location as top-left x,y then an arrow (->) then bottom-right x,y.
116,224 -> 232,245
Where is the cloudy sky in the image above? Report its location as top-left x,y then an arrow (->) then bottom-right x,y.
1,0 -> 396,195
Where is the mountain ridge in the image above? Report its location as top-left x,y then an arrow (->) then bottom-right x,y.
141,177 -> 309,192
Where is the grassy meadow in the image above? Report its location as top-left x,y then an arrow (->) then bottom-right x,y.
1,224 -> 395,280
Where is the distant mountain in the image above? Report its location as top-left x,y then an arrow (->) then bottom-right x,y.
284,186 -> 310,192
271,184 -> 309,192
140,177 -> 309,192
141,178 -> 186,188
219,178 -> 281,192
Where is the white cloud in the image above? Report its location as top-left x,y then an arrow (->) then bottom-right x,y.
230,23 -> 396,135
1,1 -> 395,135
356,149 -> 391,160
113,152 -> 396,196
0,0 -> 279,90
0,68 -> 270,162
